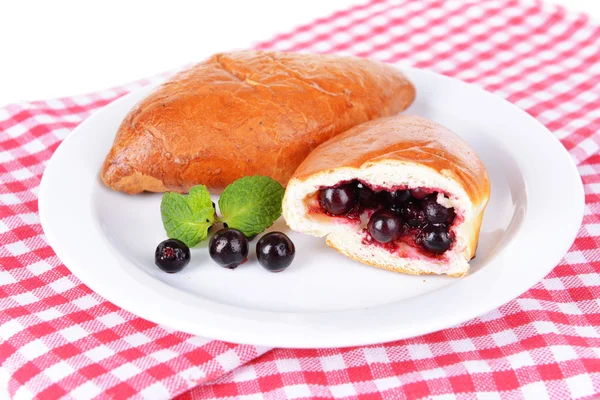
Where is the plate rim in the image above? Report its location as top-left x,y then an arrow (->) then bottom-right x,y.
38,66 -> 584,348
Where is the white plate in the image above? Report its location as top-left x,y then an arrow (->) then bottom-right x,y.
39,66 -> 584,348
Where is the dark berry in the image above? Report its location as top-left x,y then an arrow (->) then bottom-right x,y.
209,228 -> 249,269
417,224 -> 453,254
410,188 -> 429,200
422,195 -> 455,225
256,232 -> 296,272
384,189 -> 411,206
400,201 -> 425,227
445,209 -> 456,225
155,239 -> 190,273
319,184 -> 356,215
355,182 -> 378,208
367,209 -> 403,243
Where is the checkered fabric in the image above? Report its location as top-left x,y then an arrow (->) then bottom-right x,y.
1,0 -> 599,398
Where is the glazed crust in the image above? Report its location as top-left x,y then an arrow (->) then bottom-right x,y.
101,51 -> 415,194
292,115 -> 490,208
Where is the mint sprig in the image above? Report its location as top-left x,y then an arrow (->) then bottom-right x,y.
160,176 -> 284,246
219,176 -> 284,237
160,185 -> 215,247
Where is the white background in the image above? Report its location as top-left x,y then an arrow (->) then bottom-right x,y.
0,0 -> 599,398
0,0 -> 598,106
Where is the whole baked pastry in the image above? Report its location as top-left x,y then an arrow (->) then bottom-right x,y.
282,115 -> 490,276
101,51 -> 415,194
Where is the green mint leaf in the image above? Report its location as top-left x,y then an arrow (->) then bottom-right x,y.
160,185 -> 215,247
218,175 -> 284,237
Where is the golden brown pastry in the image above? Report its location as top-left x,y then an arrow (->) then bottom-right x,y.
282,115 -> 490,276
101,51 -> 415,194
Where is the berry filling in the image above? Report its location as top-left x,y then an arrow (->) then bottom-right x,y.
314,180 -> 458,257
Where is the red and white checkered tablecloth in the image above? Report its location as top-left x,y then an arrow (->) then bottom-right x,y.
1,0 -> 600,398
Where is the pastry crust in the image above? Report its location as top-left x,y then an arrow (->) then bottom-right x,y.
282,115 -> 490,276
292,115 -> 489,209
101,51 -> 415,194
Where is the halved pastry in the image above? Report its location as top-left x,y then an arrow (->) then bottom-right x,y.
282,115 -> 490,276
